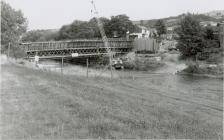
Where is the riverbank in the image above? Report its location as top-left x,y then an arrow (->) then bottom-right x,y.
1,58 -> 223,139
3,53 -> 222,79
177,61 -> 224,79
177,71 -> 223,79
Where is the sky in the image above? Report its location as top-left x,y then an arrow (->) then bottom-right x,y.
4,0 -> 224,30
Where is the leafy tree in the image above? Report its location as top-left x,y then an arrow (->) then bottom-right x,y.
21,29 -> 58,42
155,20 -> 167,37
88,17 -> 110,38
56,14 -> 138,40
176,14 -> 206,59
70,20 -> 94,39
21,31 -> 42,42
107,14 -> 137,37
140,20 -> 144,26
1,1 -> 27,57
204,25 -> 215,40
56,20 -> 96,40
202,25 -> 221,61
56,25 -> 72,40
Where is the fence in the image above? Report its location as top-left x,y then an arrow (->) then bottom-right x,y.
133,38 -> 159,53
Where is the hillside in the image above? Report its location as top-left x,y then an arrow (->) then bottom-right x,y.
133,10 -> 224,28
205,10 -> 224,19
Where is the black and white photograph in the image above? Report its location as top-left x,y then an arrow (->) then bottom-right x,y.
0,0 -> 224,139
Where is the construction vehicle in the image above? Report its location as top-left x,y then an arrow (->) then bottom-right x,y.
112,58 -> 124,69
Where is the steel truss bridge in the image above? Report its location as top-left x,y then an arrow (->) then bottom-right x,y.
20,39 -> 134,59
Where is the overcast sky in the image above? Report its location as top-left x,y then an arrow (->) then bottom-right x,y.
4,0 -> 224,30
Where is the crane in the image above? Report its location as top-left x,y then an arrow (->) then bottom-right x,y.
90,0 -> 113,78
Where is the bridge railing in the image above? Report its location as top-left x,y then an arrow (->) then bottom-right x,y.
20,38 -> 133,52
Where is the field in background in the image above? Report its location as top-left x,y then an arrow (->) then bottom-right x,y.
1,62 -> 223,139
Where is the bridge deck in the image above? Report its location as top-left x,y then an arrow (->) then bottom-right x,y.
20,39 -> 133,58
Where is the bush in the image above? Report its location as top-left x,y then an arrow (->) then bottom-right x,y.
182,61 -> 223,75
123,61 -> 136,69
123,57 -> 164,71
183,61 -> 200,73
9,45 -> 26,59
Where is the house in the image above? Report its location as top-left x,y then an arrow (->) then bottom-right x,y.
200,21 -> 218,27
129,26 -> 151,39
161,25 -> 179,40
166,25 -> 179,33
167,26 -> 175,32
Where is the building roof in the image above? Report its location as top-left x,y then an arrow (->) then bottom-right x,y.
137,25 -> 149,30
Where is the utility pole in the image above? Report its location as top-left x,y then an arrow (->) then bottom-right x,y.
7,42 -> 11,59
59,57 -> 64,86
86,58 -> 89,78
61,57 -> 64,75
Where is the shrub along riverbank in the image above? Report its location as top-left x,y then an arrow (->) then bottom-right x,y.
177,61 -> 223,79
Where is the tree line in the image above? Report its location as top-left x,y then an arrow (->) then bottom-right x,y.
22,15 -> 141,42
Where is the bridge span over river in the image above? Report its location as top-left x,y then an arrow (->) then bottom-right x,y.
20,38 -> 134,59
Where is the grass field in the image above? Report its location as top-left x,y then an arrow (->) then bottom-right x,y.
1,63 -> 223,139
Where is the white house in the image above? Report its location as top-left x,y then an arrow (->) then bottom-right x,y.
200,21 -> 218,27
129,26 -> 151,39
